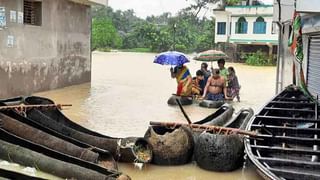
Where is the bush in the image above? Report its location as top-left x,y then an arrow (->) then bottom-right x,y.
122,48 -> 152,53
245,51 -> 274,66
175,44 -> 187,52
96,47 -> 111,52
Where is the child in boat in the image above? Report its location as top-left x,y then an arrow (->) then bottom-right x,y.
192,70 -> 204,96
227,66 -> 240,102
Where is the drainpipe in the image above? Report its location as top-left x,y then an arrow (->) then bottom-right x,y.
275,0 -> 282,94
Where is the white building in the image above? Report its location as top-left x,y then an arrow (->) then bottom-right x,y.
213,2 -> 278,61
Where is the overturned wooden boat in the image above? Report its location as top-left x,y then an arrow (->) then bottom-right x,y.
194,108 -> 254,171
0,111 -> 117,170
0,167 -> 46,180
144,125 -> 194,165
199,100 -> 224,108
193,103 -> 234,126
144,104 -> 234,165
245,86 -> 320,180
22,96 -> 152,164
167,94 -> 193,106
0,127 -> 127,180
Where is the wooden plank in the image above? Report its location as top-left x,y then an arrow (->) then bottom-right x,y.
268,167 -> 320,180
255,115 -> 320,123
273,97 -> 310,102
253,134 -> 320,146
263,107 -> 315,113
269,101 -> 315,106
251,145 -> 320,156
251,124 -> 320,135
257,156 -> 320,169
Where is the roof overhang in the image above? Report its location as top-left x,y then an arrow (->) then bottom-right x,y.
68,0 -> 106,6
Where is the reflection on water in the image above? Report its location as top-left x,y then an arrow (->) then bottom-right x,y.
33,52 -> 275,179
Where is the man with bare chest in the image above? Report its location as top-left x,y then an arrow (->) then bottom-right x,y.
202,68 -> 229,101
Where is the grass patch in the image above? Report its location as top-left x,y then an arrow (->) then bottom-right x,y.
121,48 -> 152,53
96,47 -> 111,52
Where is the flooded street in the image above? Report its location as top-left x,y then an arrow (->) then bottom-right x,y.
33,51 -> 276,179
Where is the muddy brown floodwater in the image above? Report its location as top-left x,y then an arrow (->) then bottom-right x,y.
33,51 -> 276,179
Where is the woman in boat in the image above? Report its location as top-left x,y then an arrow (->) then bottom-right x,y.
227,66 -> 240,102
202,68 -> 230,101
170,65 -> 192,96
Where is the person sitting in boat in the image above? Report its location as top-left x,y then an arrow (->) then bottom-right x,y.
192,70 -> 204,96
202,68 -> 230,101
170,65 -> 192,96
199,62 -> 211,95
227,66 -> 240,102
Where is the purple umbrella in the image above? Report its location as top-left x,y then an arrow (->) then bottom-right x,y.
153,51 -> 189,66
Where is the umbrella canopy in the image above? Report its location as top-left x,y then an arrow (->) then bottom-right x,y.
154,51 -> 189,66
193,50 -> 228,62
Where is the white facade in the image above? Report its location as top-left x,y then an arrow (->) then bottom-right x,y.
214,5 -> 278,45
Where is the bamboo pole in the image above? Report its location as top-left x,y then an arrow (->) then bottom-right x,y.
149,121 -> 257,137
0,104 -> 72,111
175,99 -> 192,124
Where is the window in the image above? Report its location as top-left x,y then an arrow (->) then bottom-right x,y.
235,17 -> 247,34
217,22 -> 226,35
253,17 -> 266,34
24,0 -> 42,26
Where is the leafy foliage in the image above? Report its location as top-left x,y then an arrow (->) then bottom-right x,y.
245,50 -> 274,66
226,0 -> 241,6
91,5 -> 216,53
91,17 -> 122,50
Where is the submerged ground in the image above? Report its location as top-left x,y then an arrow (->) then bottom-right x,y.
1,52 -> 276,179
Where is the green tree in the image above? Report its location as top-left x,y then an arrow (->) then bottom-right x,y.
92,17 -> 122,50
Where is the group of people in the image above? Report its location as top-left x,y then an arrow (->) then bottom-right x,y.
170,59 -> 240,102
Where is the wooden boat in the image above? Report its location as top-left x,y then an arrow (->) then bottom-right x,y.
0,111 -> 117,170
22,96 -> 152,164
167,94 -> 193,105
144,103 -> 234,165
194,108 -> 254,171
199,100 -> 224,108
144,125 -> 194,165
0,127 -> 127,180
244,86 -> 320,180
0,168 -> 46,180
193,103 -> 234,126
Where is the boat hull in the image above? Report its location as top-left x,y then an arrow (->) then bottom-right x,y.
194,108 -> 254,171
23,96 -> 152,164
245,85 -> 320,180
199,100 -> 224,108
167,95 -> 193,106
144,126 -> 194,165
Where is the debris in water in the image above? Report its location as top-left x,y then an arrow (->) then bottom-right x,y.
133,144 -> 152,163
134,162 -> 144,170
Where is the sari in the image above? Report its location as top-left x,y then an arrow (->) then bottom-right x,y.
175,66 -> 192,96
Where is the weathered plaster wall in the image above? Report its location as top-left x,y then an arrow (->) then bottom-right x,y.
0,0 -> 91,98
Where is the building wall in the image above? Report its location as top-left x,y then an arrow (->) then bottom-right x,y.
229,16 -> 277,43
0,0 -> 91,98
215,11 -> 229,43
214,5 -> 278,44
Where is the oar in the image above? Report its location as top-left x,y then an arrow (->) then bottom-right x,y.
175,98 -> 192,124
